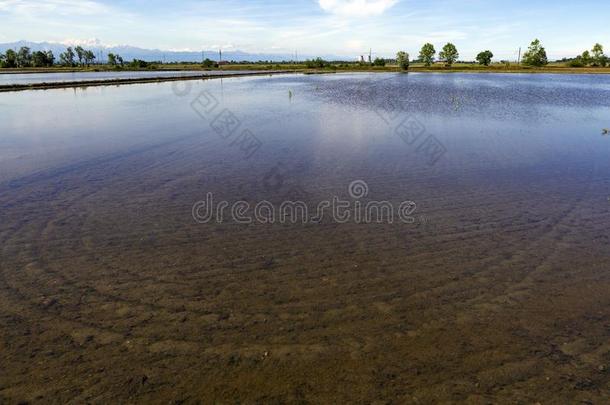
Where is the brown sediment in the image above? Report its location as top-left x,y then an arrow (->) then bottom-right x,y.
1,131 -> 609,404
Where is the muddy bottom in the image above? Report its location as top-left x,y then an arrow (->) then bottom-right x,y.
1,73 -> 609,403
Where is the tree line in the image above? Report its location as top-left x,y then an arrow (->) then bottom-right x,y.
393,39 -> 608,69
568,44 -> 608,67
2,40 -> 608,70
0,46 -> 127,68
0,47 -> 55,68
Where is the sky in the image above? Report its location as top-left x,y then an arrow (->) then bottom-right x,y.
1,0 -> 609,60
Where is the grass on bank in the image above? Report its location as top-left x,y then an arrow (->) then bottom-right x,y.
3,61 -> 610,75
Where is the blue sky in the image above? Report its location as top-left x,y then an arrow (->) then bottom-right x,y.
1,0 -> 609,60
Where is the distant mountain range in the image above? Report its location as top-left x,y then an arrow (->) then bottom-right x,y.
0,40 -> 345,63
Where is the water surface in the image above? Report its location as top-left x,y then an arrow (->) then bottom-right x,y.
0,70 -> 268,85
1,73 -> 609,403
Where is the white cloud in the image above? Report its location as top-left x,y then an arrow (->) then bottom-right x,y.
0,0 -> 109,16
399,30 -> 469,45
318,0 -> 398,17
207,44 -> 236,51
345,39 -> 364,51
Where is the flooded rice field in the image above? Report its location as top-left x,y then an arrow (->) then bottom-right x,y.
0,70 -> 269,86
0,72 -> 609,403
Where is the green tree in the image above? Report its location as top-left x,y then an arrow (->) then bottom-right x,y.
107,53 -> 124,67
439,43 -> 459,67
396,51 -> 409,70
45,50 -> 55,66
75,45 -> 85,66
83,50 -> 95,66
373,57 -> 386,67
304,58 -> 330,68
591,43 -> 605,66
419,43 -> 436,67
202,58 -> 215,68
129,59 -> 149,68
32,51 -> 49,67
567,58 -> 584,68
522,39 -> 548,67
580,50 -> 591,66
3,49 -> 17,68
16,46 -> 32,67
107,52 -> 117,66
60,47 -> 76,67
476,50 -> 494,66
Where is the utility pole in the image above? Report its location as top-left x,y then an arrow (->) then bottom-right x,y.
517,47 -> 521,65
369,48 -> 372,64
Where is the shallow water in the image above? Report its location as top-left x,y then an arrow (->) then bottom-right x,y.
0,70 -> 267,85
1,73 -> 609,403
